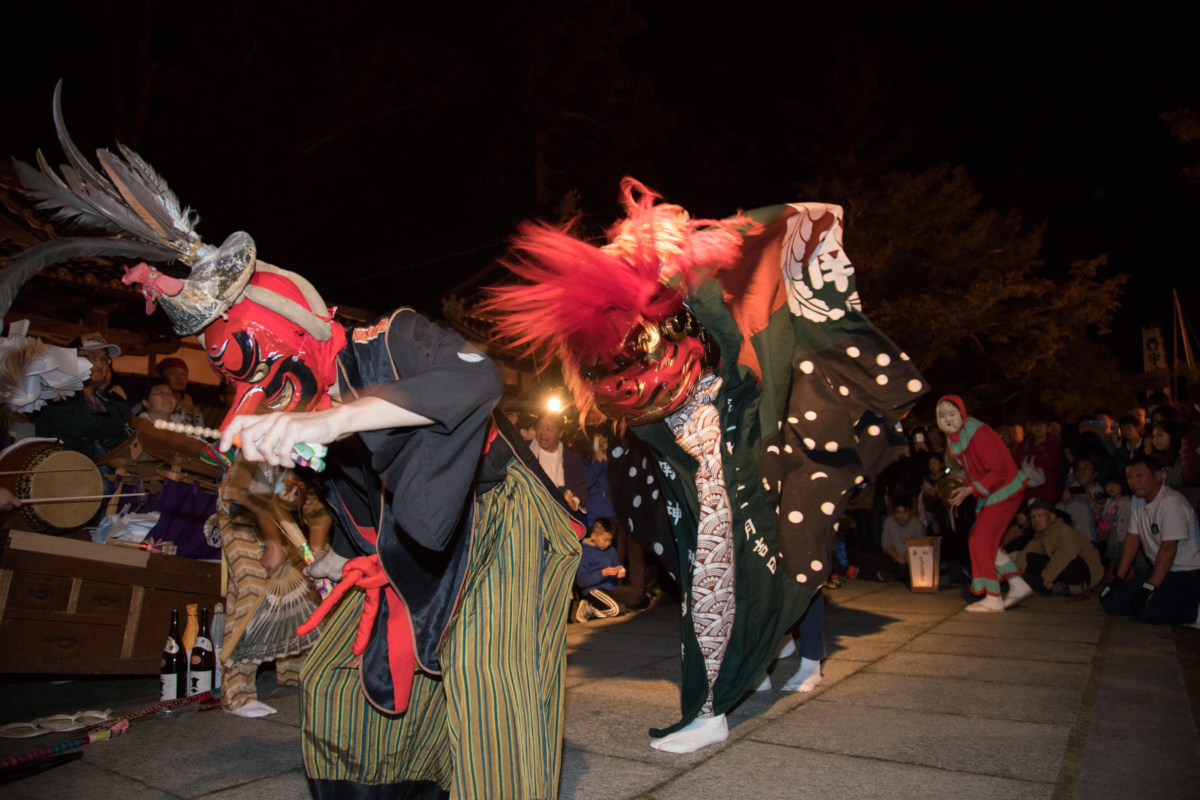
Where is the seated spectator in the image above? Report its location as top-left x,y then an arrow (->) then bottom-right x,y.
137,379 -> 178,425
35,333 -> 128,458
574,518 -> 647,621
1001,504 -> 1034,553
530,411 -> 588,511
133,357 -> 206,427
137,379 -> 208,437
1150,420 -> 1198,509
879,497 -> 925,582
1060,455 -> 1104,544
1112,414 -> 1144,477
1016,414 -> 1061,503
1103,455 -> 1200,625
1014,499 -> 1103,600
1098,474 -> 1132,574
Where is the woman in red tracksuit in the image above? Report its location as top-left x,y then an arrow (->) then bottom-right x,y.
937,395 -> 1035,612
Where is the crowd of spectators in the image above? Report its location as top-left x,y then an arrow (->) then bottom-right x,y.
14,331 -> 1199,629
855,394 -> 1200,627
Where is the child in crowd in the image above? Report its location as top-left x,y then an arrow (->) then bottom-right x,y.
574,518 -> 645,622
1099,475 -> 1132,579
880,497 -> 925,582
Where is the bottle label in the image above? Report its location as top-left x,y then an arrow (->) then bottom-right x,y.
164,637 -> 179,654
188,636 -> 214,695
161,674 -> 178,700
189,671 -> 212,695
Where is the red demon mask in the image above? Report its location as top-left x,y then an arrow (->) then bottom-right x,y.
202,273 -> 346,428
581,302 -> 717,426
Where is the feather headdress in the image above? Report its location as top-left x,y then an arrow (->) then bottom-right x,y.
483,178 -> 753,419
4,82 -> 332,344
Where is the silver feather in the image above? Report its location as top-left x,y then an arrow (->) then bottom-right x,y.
115,143 -> 197,243
13,159 -> 124,233
51,80 -> 123,204
0,238 -> 179,320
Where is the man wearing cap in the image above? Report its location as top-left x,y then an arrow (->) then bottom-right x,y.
35,333 -> 129,458
1013,498 -> 1103,600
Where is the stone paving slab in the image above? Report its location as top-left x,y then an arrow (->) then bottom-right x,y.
931,619 -> 1102,643
749,701 -> 1071,782
952,608 -> 1107,627
567,631 -> 682,658
567,646 -> 678,680
651,740 -> 1055,800
4,760 -> 175,800
825,621 -> 943,644
825,637 -> 906,662
735,659 -> 864,719
902,632 -> 1096,663
567,668 -> 683,709
1017,595 -> 1108,614
562,690 -> 756,769
196,770 -> 309,799
865,651 -> 1092,689
815,672 -> 1083,724
559,748 -> 679,800
83,710 -> 303,798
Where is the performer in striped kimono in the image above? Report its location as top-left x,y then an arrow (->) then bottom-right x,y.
3,89 -> 584,798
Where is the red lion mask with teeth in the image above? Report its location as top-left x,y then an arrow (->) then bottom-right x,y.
483,178 -> 754,427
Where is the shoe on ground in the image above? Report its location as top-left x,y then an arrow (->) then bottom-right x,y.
1069,588 -> 1092,602
573,600 -> 595,624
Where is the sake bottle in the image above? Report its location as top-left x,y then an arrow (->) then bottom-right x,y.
160,610 -> 185,700
188,608 -> 215,696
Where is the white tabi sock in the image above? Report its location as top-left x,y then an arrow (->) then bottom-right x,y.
778,638 -> 797,659
650,713 -> 729,753
224,700 -> 277,718
966,594 -> 1005,613
755,673 -> 772,692
781,657 -> 822,693
1003,575 -> 1035,608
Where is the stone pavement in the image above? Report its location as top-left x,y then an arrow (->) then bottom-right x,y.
3,580 -> 1199,799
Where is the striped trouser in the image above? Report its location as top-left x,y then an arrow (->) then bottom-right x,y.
301,462 -> 581,800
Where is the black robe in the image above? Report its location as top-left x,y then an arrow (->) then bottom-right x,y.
317,308 -> 580,711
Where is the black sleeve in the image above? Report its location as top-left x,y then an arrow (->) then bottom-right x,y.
357,310 -> 503,551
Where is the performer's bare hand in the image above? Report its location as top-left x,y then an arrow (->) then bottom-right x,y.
0,487 -> 22,513
1043,579 -> 1054,591
221,397 -> 432,467
221,409 -> 342,468
564,489 -> 580,511
262,538 -> 288,578
948,485 -> 974,507
306,548 -> 348,583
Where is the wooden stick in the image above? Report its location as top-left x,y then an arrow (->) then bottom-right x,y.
19,493 -> 148,505
0,468 -> 98,476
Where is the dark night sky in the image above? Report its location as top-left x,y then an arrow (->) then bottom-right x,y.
7,1 -> 1199,374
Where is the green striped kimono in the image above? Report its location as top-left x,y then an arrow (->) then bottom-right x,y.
301,459 -> 581,799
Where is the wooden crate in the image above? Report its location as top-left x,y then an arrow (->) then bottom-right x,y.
0,530 -> 221,674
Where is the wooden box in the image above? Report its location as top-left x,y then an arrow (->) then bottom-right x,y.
0,530 -> 221,674
906,536 -> 942,593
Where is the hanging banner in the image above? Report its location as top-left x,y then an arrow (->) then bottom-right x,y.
1142,326 -> 1166,373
